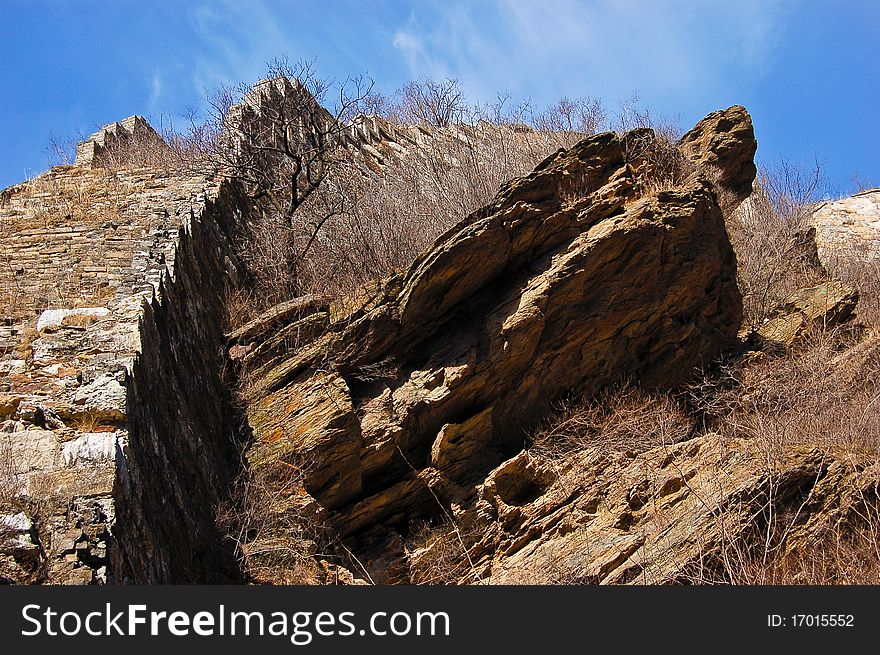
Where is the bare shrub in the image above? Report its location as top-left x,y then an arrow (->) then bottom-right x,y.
232,212 -> 301,315
533,96 -> 608,149
608,98 -> 693,195
678,473 -> 880,585
530,386 -> 694,459
392,78 -> 467,127
691,327 -> 880,458
821,243 -> 880,328
219,456 -> 325,585
45,131 -> 83,167
728,160 -> 827,329
405,518 -> 481,585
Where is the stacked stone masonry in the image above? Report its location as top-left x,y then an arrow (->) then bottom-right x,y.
75,116 -> 166,168
0,80 -> 571,584
0,153 -> 249,582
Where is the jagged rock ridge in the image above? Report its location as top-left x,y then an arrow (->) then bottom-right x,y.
239,106 -> 757,582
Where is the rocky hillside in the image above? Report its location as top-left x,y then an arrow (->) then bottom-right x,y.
2,77 -> 879,585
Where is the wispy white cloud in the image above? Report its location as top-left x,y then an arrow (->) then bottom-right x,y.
145,0 -> 794,130
188,0 -> 298,98
386,0 -> 794,117
147,72 -> 163,114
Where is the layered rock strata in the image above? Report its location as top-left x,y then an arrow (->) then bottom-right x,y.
240,107 -> 757,581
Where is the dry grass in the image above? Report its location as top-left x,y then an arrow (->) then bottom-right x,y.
676,471 -> 880,585
0,167 -> 128,229
218,456 -> 327,585
530,386 -> 694,459
405,519 -> 481,585
70,409 -> 114,433
692,327 -> 880,458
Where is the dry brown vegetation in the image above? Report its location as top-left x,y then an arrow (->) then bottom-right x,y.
727,160 -> 828,329
221,74 -> 696,323
212,69 -> 880,585
218,456 -> 326,585
530,386 -> 695,458
226,77 -> 612,318
36,64 -> 880,585
406,519 -> 482,585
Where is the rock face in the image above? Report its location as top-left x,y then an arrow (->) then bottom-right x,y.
242,107 -> 756,581
444,432 -> 874,584
754,280 -> 858,351
812,189 -> 880,266
678,105 -> 758,198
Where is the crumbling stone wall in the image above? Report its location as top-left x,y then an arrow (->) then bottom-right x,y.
0,86 -> 529,584
114,180 -> 250,583
0,142 -> 250,583
75,116 -> 167,168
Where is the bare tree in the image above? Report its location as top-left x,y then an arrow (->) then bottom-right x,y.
534,96 -> 607,136
394,77 -> 468,127
216,58 -> 374,231
192,58 -> 376,303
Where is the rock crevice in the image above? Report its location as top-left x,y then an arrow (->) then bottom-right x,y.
241,107 -> 756,581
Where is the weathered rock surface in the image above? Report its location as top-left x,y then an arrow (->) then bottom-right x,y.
678,105 -> 758,199
442,433 -> 871,584
755,280 -> 858,350
811,189 -> 880,266
242,107 -> 757,581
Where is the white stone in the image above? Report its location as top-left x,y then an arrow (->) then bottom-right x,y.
36,307 -> 110,332
0,512 -> 36,553
61,432 -> 117,467
1,511 -> 32,532
0,359 -> 27,375
73,374 -> 126,419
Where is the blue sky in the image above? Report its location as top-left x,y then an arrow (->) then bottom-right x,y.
1,0 -> 877,194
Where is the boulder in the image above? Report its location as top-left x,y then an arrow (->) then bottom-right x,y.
678,105 -> 757,199
755,280 -> 858,351
241,107 -> 756,579
811,189 -> 880,266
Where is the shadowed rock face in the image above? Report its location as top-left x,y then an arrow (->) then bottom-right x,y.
242,107 -> 756,581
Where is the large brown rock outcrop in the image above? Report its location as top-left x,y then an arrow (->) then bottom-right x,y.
436,433 -> 874,584
242,107 -> 757,581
